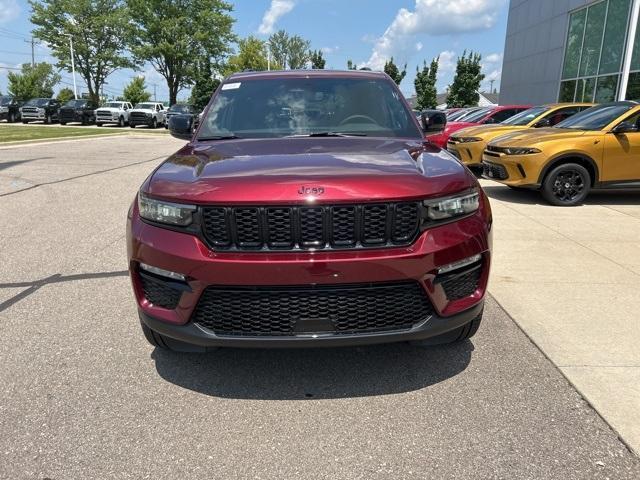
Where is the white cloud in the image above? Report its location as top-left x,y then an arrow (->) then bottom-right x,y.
321,46 -> 340,54
365,0 -> 506,69
0,0 -> 19,23
415,42 -> 423,52
258,0 -> 296,35
437,50 -> 457,73
484,52 -> 503,64
481,52 -> 503,90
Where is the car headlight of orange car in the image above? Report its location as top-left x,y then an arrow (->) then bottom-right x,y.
455,137 -> 483,143
503,147 -> 541,155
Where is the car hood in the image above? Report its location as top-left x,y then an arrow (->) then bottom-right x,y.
146,137 -> 474,204
451,124 -> 523,140
490,128 -> 588,146
97,107 -> 121,111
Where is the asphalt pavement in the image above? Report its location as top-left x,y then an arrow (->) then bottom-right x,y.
1,135 -> 639,479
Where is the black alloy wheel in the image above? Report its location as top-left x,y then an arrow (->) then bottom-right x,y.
541,163 -> 591,206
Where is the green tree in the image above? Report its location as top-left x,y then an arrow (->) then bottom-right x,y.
384,57 -> 406,85
123,76 -> 151,105
56,87 -> 75,104
347,59 -> 356,70
190,59 -> 220,110
267,30 -> 310,69
224,36 -> 271,75
447,51 -> 485,108
30,0 -> 133,104
414,57 -> 439,110
127,0 -> 235,105
309,50 -> 325,69
7,63 -> 61,101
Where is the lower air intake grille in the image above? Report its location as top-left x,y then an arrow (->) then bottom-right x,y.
439,265 -> 482,301
192,282 -> 434,336
139,272 -> 182,309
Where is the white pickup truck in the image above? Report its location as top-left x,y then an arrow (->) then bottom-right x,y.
95,101 -> 133,127
129,102 -> 167,129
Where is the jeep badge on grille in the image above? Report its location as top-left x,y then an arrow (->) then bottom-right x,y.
298,186 -> 325,195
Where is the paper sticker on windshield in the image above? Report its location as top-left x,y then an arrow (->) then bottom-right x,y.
222,82 -> 241,90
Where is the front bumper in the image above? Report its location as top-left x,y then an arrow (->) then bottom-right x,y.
448,141 -> 486,166
482,150 -> 544,187
21,112 -> 46,120
130,117 -> 154,126
127,197 -> 492,347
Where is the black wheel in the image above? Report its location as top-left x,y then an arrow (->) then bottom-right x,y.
140,320 -> 206,352
96,122 -> 103,127
130,123 -> 136,128
118,116 -> 125,127
8,112 -> 15,123
22,120 -> 28,124
151,118 -> 157,129
541,163 -> 591,206
60,122 -> 66,126
410,311 -> 483,346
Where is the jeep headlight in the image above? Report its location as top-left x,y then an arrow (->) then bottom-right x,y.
423,189 -> 480,221
0,106 -> 7,113
456,137 -> 483,143
503,147 -> 541,155
138,192 -> 196,226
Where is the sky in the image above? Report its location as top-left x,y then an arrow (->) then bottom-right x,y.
0,0 -> 509,102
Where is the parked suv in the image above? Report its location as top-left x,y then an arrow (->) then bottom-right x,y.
0,95 -> 22,122
129,102 -> 166,128
20,98 -> 60,124
96,101 -> 133,127
127,70 -> 492,351
482,101 -> 640,205
165,103 -> 199,130
58,98 -> 98,125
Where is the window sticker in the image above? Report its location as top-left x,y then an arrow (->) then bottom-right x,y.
222,82 -> 241,90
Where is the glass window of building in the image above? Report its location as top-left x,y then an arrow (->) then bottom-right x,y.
560,0 -> 633,102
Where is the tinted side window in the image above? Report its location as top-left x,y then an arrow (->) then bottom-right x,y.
545,107 -> 582,126
490,109 -> 518,123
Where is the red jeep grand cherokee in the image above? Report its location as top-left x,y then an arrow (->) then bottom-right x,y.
127,70 -> 492,351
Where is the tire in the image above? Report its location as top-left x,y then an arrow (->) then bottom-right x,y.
96,122 -> 103,127
541,163 -> 591,206
8,112 -> 15,123
151,118 -> 157,129
45,114 -> 52,124
118,116 -> 125,127
140,320 -> 206,352
22,120 -> 28,124
130,124 -> 136,128
410,311 -> 483,346
60,122 -> 66,126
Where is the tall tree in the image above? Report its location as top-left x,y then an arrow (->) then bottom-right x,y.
384,57 -> 406,85
267,30 -> 310,69
309,50 -> 325,69
447,51 -> 485,108
7,63 -> 61,101
224,36 -> 271,75
30,0 -> 133,104
347,59 -> 356,70
414,57 -> 439,110
287,35 -> 310,69
190,59 -> 220,110
123,76 -> 151,105
127,0 -> 235,105
56,87 -> 76,104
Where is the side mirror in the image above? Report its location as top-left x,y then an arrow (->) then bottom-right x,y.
168,114 -> 193,140
420,110 -> 447,134
612,121 -> 638,134
534,118 -> 551,128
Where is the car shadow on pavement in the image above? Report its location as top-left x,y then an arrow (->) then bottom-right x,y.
482,184 -> 640,206
151,341 -> 474,400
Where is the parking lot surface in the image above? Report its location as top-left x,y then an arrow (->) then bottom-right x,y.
1,136 -> 639,478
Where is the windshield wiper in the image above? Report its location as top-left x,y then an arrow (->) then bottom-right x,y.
286,132 -> 368,138
197,135 -> 242,141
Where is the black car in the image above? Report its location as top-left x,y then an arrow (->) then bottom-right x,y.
21,98 -> 61,124
59,99 -> 98,125
0,95 -> 22,123
165,103 -> 199,130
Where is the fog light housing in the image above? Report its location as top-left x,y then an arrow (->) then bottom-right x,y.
438,254 -> 482,274
139,262 -> 186,281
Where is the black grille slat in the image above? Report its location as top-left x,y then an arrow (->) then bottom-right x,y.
439,266 -> 482,301
192,282 -> 433,336
139,273 -> 182,309
201,202 -> 420,251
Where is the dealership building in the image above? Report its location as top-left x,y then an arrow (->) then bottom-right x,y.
500,0 -> 640,104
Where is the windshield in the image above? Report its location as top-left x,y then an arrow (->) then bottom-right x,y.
169,104 -> 191,113
0,96 -> 11,106
458,107 -> 492,123
554,104 -> 634,130
501,106 -> 549,126
135,103 -> 155,109
64,99 -> 87,108
447,109 -> 472,121
25,98 -> 50,107
197,77 -> 421,140
106,102 -> 124,108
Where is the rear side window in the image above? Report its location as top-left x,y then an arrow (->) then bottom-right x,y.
490,109 -> 520,123
545,106 -> 584,126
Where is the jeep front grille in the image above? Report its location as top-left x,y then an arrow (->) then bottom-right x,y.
201,202 -> 420,251
192,281 -> 433,336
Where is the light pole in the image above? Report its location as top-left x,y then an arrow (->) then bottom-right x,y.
64,33 -> 78,99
